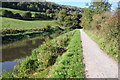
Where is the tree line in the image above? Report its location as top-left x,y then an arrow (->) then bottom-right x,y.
2,9 -> 55,20
2,2 -> 83,13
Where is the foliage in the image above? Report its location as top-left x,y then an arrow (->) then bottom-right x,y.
22,11 -> 32,18
2,72 -> 14,78
86,11 -> 119,61
57,10 -> 82,29
81,1 -> 111,30
1,8 -> 54,20
14,13 -> 22,19
46,9 -> 50,14
34,13 -> 41,18
89,2 -> 111,14
2,10 -> 14,18
81,8 -> 93,30
49,30 -> 85,78
2,10 -> 9,16
81,1 -> 119,61
12,30 -> 75,78
2,2 -> 83,13
2,30 -> 85,78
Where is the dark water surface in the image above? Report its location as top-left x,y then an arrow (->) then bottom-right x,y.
0,32 -> 61,72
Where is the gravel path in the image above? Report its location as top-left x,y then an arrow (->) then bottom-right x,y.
80,29 -> 118,78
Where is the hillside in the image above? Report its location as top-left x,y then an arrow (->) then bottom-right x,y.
2,2 -> 83,13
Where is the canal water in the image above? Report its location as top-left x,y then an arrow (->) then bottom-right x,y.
0,32 -> 62,72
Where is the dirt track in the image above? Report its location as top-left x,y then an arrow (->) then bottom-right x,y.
80,29 -> 118,78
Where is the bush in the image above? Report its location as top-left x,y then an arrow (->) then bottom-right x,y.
46,25 -> 51,29
22,12 -> 32,18
14,13 -> 22,19
57,10 -> 82,28
46,9 -> 50,14
2,10 -> 9,17
2,10 -> 14,18
85,11 -> 119,61
34,13 -> 41,18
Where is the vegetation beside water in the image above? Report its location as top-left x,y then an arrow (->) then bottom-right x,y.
49,30 -> 84,78
2,30 -> 84,78
1,17 -> 62,44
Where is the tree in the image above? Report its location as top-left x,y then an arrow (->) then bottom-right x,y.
57,9 -> 67,25
89,1 -> 111,14
35,13 -> 41,18
2,10 -> 9,17
22,12 -> 32,18
46,9 -> 50,14
29,4 -> 37,11
6,11 -> 14,18
14,13 -> 22,19
80,1 -> 111,30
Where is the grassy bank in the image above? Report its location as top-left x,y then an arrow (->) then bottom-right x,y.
2,29 -> 85,78
2,27 -> 63,44
1,17 -> 61,44
49,29 -> 85,78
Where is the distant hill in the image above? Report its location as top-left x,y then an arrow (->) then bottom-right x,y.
2,2 -> 83,13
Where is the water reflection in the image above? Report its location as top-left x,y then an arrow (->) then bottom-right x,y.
2,38 -> 44,62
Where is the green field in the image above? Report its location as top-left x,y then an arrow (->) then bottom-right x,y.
1,17 -> 58,30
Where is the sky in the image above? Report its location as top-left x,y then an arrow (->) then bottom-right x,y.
47,0 -> 119,10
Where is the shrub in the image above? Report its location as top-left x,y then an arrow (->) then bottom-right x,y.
22,12 -> 32,18
2,10 -> 14,18
14,13 -> 22,19
86,11 -> 119,60
34,13 -> 40,18
46,9 -> 50,14
2,10 -> 9,17
46,25 -> 51,29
